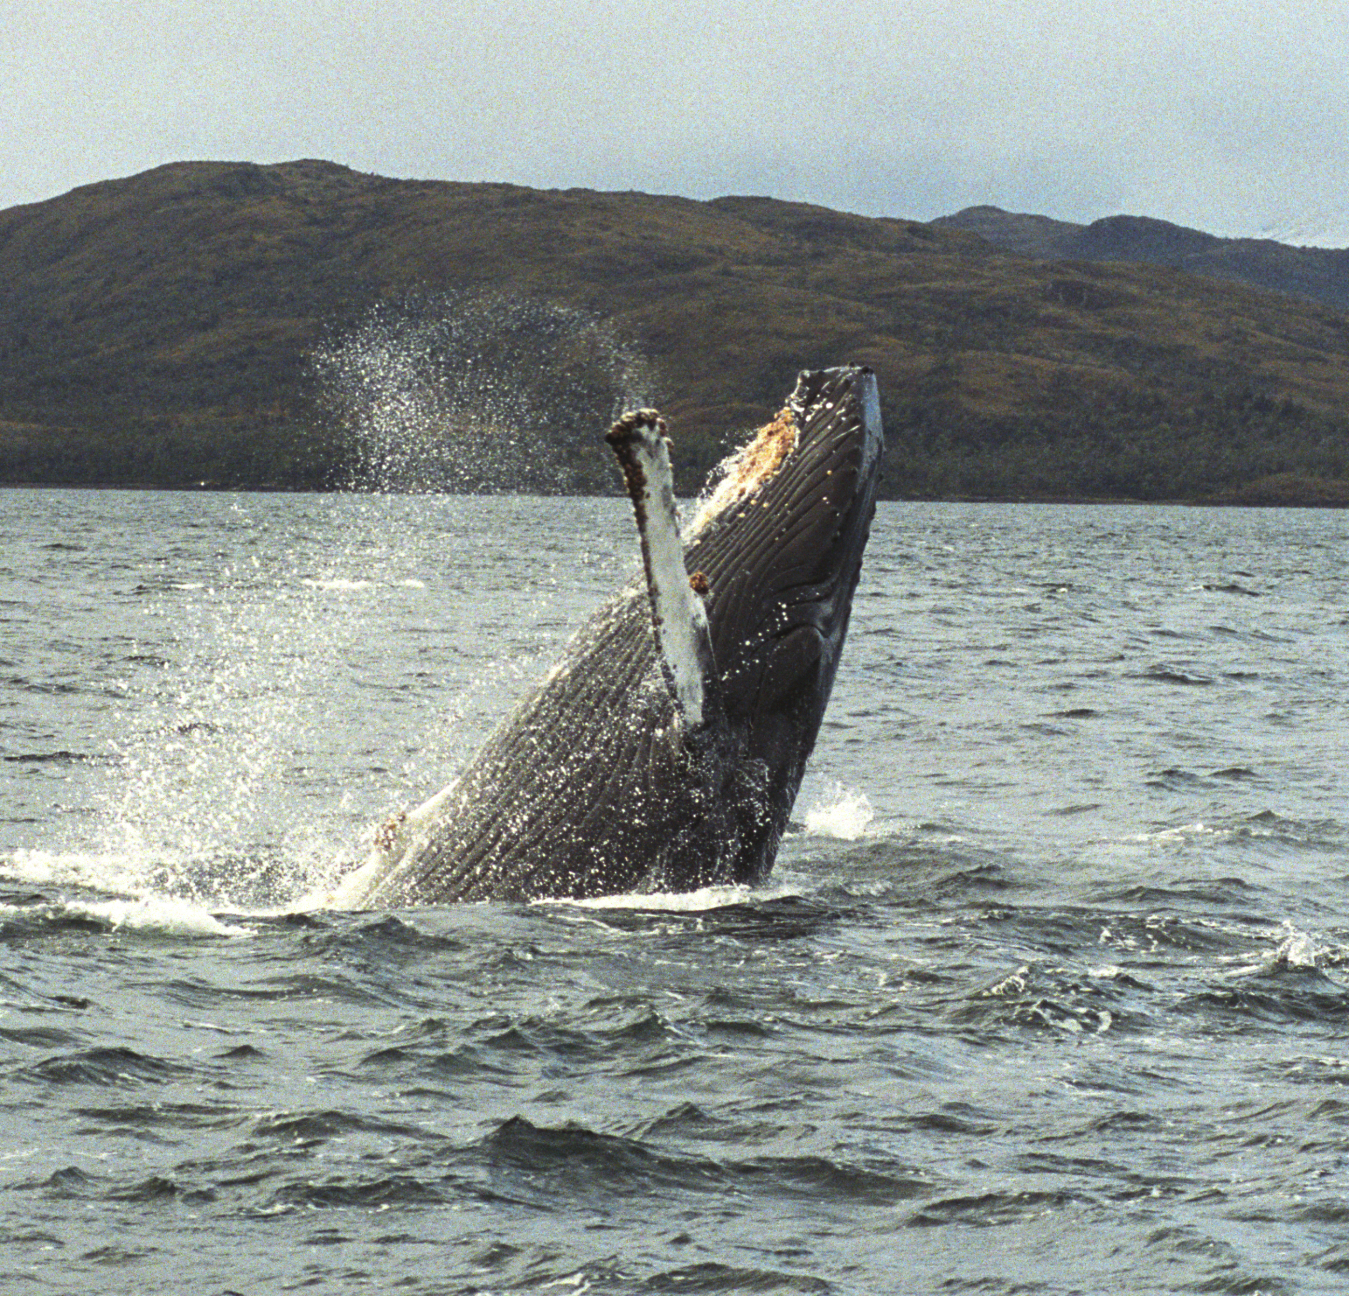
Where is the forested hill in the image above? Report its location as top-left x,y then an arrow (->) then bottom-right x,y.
2,159 -> 1348,503
934,205 -> 1349,314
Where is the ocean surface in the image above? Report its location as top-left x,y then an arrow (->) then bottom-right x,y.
1,489 -> 1347,1294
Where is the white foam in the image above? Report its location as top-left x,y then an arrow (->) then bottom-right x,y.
540,1274 -> 594,1294
300,578 -> 374,591
1257,922 -> 1325,971
542,880 -> 802,913
62,896 -> 253,938
1271,928 -> 1321,969
1220,922 -> 1337,978
803,783 -> 875,841
0,890 -> 250,938
1119,821 -> 1224,845
2,851 -> 259,935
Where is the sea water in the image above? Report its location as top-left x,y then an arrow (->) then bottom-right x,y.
2,490 -> 1347,1294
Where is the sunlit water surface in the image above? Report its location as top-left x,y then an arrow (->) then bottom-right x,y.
2,490 -> 1347,1294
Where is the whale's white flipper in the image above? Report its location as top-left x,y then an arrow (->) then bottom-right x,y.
605,410 -> 718,731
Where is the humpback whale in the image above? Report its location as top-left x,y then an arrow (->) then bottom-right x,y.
335,365 -> 882,905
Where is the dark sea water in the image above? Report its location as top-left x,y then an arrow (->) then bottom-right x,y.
2,489 -> 1347,1295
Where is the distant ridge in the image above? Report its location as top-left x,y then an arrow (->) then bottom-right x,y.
2,162 -> 1348,504
934,206 -> 1349,312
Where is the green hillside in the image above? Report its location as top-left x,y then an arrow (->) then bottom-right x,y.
2,160 -> 1348,502
936,205 -> 1349,313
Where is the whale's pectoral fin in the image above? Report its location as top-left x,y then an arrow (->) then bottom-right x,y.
606,410 -> 720,731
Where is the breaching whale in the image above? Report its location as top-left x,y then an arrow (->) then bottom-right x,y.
334,365 -> 882,905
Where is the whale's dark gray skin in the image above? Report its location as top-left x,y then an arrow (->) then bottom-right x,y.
333,365 -> 882,905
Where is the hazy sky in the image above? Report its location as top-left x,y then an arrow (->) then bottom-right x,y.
4,0 -> 1346,242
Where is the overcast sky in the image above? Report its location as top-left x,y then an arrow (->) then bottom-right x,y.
4,0 -> 1346,243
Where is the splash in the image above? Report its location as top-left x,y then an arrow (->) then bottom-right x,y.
311,292 -> 656,493
70,500 -> 453,913
92,566 -> 348,908
803,782 -> 875,841
14,295 -> 659,914
4,849 -> 149,898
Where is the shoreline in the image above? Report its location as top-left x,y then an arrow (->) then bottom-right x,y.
3,481 -> 1347,508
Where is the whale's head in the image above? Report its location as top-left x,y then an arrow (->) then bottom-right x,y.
685,365 -> 882,805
